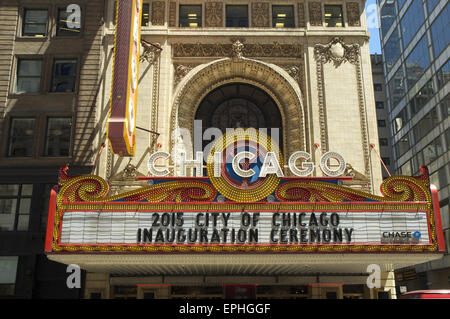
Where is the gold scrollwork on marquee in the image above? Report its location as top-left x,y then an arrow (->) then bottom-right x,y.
50,166 -> 438,253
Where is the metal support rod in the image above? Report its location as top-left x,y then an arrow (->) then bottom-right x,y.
141,39 -> 163,51
136,126 -> 160,136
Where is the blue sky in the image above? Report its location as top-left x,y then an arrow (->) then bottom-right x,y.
366,0 -> 382,54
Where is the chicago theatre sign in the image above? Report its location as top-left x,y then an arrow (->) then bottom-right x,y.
44,130 -> 446,254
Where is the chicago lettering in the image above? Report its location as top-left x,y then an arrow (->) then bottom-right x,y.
147,150 -> 346,177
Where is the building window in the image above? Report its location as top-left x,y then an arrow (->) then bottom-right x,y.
50,59 -> 77,92
430,4 -> 450,59
384,27 -> 401,73
7,118 -> 35,157
142,3 -> 150,26
22,8 -> 48,37
15,59 -> 42,94
412,108 -> 439,143
400,0 -> 425,48
44,117 -> 72,157
226,5 -> 248,27
440,94 -> 449,120
56,7 -> 81,36
379,138 -> 389,146
378,120 -> 386,127
410,80 -> 434,114
388,67 -> 406,108
446,129 -> 450,150
382,157 -> 391,166
395,135 -> 410,157
400,161 -> 412,176
374,83 -> 383,91
430,166 -> 448,190
421,137 -> 443,166
0,257 -> 18,296
427,0 -> 440,13
0,185 -> 33,231
380,2 -> 396,38
405,35 -> 431,91
179,5 -> 202,27
376,101 -> 384,109
272,5 -> 294,28
436,59 -> 450,90
324,5 -> 343,27
392,107 -> 409,135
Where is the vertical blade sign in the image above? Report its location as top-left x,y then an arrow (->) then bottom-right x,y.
107,0 -> 143,156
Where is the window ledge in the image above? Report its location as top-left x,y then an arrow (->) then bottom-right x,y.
15,36 -> 48,41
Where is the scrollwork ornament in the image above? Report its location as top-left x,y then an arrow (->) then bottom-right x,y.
140,41 -> 161,65
314,37 -> 360,67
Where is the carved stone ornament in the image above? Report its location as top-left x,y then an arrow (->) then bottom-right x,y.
151,1 -> 165,26
281,65 -> 303,84
344,163 -> 369,182
314,37 -> 360,67
251,3 -> 270,27
232,40 -> 244,59
205,2 -> 223,27
346,2 -> 361,27
140,41 -> 161,65
110,164 -> 145,182
173,64 -> 197,86
173,41 -> 303,58
169,2 -> 176,27
298,2 -> 306,27
309,2 -> 322,26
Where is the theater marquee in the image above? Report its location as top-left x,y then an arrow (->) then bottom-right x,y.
45,132 -> 446,254
45,168 -> 445,253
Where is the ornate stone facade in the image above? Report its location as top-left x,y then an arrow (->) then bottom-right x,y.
172,41 -> 303,58
313,37 -> 372,191
101,0 -> 382,197
251,3 -> 270,28
170,58 -> 306,163
309,2 -> 323,26
151,1 -> 165,26
205,2 -> 223,27
298,2 -> 306,27
169,2 -> 176,27
346,2 -> 361,27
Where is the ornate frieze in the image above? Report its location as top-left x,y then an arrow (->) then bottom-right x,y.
169,2 -> 176,27
314,37 -> 360,67
309,2 -> 322,26
173,41 -> 303,58
205,2 -> 223,27
346,2 -> 361,27
151,1 -> 165,26
298,2 -> 306,27
251,3 -> 270,27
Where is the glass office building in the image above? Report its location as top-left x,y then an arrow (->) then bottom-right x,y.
377,0 -> 450,290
